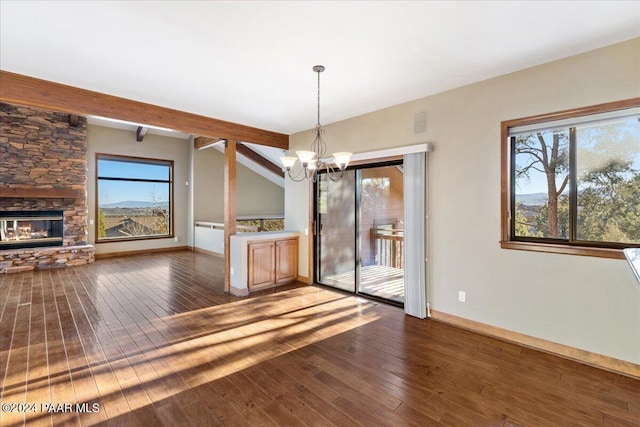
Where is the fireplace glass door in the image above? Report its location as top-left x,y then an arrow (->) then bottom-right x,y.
0,211 -> 64,250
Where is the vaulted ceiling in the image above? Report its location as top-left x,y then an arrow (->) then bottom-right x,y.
1,1 -> 638,135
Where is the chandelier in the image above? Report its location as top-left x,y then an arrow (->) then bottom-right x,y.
281,65 -> 352,182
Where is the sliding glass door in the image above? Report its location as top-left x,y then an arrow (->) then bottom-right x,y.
358,166 -> 404,303
317,170 -> 357,292
316,163 -> 405,305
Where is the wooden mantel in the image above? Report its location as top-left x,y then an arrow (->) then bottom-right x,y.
0,187 -> 84,199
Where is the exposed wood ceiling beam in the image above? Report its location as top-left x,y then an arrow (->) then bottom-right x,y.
0,71 -> 289,149
136,126 -> 148,142
68,114 -> 79,127
194,136 -> 223,150
236,143 -> 284,178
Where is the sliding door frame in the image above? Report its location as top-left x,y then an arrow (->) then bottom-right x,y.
313,159 -> 405,307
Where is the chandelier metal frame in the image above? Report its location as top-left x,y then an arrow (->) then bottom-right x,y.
281,65 -> 352,183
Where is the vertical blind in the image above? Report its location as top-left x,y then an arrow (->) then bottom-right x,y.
403,152 -> 428,318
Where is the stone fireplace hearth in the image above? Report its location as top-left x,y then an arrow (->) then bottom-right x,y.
0,103 -> 95,273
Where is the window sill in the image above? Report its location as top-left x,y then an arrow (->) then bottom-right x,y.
96,235 -> 174,244
500,240 -> 625,260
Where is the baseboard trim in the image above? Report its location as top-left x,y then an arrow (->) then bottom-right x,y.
230,286 -> 249,297
430,310 -> 640,379
192,247 -> 224,258
95,246 -> 190,260
297,275 -> 312,284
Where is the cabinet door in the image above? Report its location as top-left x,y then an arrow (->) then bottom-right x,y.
248,241 -> 275,290
275,238 -> 298,285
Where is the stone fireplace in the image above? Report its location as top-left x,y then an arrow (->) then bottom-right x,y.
0,103 -> 95,273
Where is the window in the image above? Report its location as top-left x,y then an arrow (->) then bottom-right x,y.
501,99 -> 640,258
236,218 -> 285,232
96,154 -> 173,242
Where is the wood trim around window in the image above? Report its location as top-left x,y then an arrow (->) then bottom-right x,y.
500,97 -> 640,259
95,153 -> 174,243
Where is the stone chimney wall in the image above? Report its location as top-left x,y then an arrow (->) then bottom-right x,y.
0,103 -> 88,246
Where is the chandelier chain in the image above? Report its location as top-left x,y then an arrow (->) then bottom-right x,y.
317,68 -> 321,127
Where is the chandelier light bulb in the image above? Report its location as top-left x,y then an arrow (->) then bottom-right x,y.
280,156 -> 297,170
333,152 -> 353,169
296,150 -> 316,165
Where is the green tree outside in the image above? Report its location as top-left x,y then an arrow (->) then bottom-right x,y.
98,209 -> 106,238
514,115 -> 639,244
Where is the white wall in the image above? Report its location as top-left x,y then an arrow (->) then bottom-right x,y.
87,125 -> 190,254
285,38 -> 640,364
193,146 -> 284,222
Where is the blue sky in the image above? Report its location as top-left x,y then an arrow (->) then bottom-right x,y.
515,116 -> 640,195
98,159 -> 169,180
98,159 -> 170,205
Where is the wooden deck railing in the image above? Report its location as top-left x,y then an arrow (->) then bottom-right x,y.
371,228 -> 404,269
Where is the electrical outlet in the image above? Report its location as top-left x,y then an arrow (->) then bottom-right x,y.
458,291 -> 466,303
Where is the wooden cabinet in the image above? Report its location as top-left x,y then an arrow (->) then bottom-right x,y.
247,240 -> 276,290
276,238 -> 298,284
248,237 -> 298,291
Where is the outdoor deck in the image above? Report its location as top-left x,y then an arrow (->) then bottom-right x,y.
321,265 -> 404,303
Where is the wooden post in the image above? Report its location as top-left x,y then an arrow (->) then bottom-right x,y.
224,139 -> 237,293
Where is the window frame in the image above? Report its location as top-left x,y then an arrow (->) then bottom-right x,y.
500,98 -> 640,259
95,153 -> 174,243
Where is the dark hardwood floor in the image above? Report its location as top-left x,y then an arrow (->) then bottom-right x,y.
0,250 -> 638,426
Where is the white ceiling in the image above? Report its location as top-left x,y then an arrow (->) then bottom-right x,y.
1,1 -> 639,135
